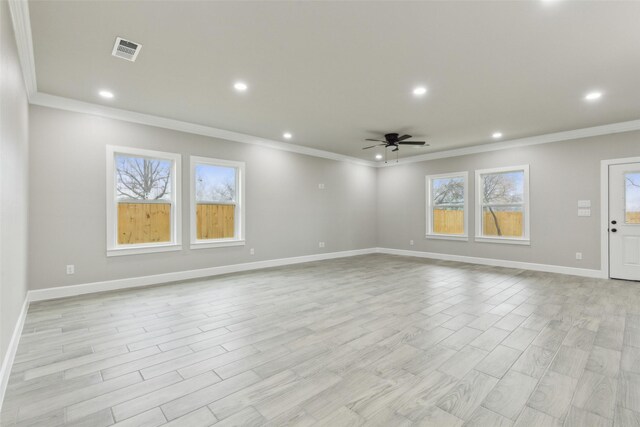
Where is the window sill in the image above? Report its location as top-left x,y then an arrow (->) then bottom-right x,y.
190,239 -> 246,250
475,236 -> 530,246
426,234 -> 469,242
107,243 -> 182,257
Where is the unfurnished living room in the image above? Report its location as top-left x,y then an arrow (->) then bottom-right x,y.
2,1 -> 640,426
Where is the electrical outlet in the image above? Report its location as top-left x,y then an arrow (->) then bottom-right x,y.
576,252 -> 583,260
249,248 -> 255,255
319,241 -> 325,248
318,183 -> 325,190
410,240 -> 415,246
66,265 -> 75,275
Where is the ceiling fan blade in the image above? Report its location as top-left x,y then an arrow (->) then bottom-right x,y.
398,141 -> 427,146
362,144 -> 385,150
391,147 -> 399,152
365,138 -> 384,142
395,134 -> 413,142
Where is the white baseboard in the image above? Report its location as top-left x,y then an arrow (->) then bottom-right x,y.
376,247 -> 606,278
28,247 -> 607,303
0,296 -> 29,413
28,248 -> 377,302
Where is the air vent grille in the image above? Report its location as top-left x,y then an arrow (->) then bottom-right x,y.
112,37 -> 142,62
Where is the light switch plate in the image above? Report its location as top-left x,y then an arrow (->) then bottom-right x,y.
578,208 -> 591,217
578,200 -> 591,208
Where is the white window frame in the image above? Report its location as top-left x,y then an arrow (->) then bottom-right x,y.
190,156 -> 245,249
106,146 -> 182,256
426,171 -> 469,241
475,164 -> 530,245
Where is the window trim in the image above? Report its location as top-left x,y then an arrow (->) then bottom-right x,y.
475,164 -> 530,245
190,156 -> 246,249
106,145 -> 182,257
426,171 -> 469,241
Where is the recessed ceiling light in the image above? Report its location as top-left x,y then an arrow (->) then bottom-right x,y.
375,154 -> 383,160
233,82 -> 248,92
413,86 -> 427,96
283,132 -> 292,140
492,132 -> 503,139
99,90 -> 114,99
584,91 -> 602,101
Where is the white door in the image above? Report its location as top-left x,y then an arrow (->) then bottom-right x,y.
610,163 -> 640,280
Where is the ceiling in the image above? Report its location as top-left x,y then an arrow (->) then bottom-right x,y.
29,1 -> 640,160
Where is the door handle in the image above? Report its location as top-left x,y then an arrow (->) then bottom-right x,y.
611,228 -> 618,233
611,220 -> 617,225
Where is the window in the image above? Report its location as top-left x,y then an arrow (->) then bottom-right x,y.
626,172 -> 640,224
106,146 -> 182,256
190,156 -> 245,248
426,172 -> 468,240
475,165 -> 530,244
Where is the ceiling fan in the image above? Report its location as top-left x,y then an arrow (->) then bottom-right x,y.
363,133 -> 429,152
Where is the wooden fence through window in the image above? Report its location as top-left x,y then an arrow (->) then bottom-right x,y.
433,209 -> 523,237
117,202 -> 235,244
117,202 -> 171,244
196,203 -> 235,239
627,212 -> 640,224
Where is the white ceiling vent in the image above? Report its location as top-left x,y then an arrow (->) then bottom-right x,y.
111,37 -> 142,62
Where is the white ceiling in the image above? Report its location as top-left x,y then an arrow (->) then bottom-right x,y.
29,1 -> 640,160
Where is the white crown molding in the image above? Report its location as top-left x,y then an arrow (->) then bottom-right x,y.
7,0 -> 36,100
378,119 -> 640,167
10,0 -> 640,168
32,89 -> 640,168
376,247 -> 606,279
8,0 -> 375,166
30,92 -> 377,167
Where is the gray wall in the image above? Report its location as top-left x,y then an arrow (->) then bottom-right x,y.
377,131 -> 640,271
28,105 -> 377,290
0,0 -> 29,361
27,102 -> 640,292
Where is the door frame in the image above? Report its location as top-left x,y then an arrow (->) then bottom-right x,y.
600,156 -> 640,279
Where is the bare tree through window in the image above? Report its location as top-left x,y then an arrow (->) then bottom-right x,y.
430,176 -> 465,235
194,163 -> 238,240
482,172 -> 522,236
111,151 -> 176,246
196,177 -> 235,202
116,156 -> 171,200
195,165 -> 236,203
433,178 -> 464,205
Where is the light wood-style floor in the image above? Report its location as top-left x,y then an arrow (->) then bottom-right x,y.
2,254 -> 639,426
